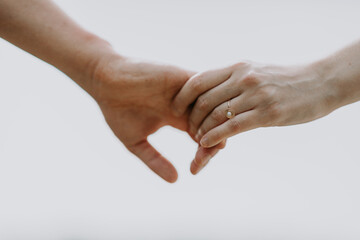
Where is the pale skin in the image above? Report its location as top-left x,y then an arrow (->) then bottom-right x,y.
0,0 -> 225,183
172,41 -> 360,174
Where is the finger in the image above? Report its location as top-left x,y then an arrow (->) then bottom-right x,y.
171,67 -> 233,117
190,140 -> 227,175
200,110 -> 260,148
195,90 -> 258,141
188,77 -> 242,136
127,139 -> 178,183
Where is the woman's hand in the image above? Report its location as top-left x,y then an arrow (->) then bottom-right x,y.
172,61 -> 339,173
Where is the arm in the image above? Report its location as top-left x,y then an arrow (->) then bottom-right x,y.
172,40 -> 360,174
0,0 -> 112,96
0,0 -> 224,182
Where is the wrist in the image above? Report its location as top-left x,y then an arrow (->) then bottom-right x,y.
307,58 -> 343,115
59,32 -> 123,98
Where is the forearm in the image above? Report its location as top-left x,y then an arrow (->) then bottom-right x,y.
313,40 -> 360,111
0,0 -> 117,96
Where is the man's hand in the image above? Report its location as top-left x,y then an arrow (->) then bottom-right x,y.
90,55 -> 224,182
0,0 -> 225,182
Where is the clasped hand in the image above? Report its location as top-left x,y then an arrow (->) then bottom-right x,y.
93,55 -> 335,183
1,0 -> 357,184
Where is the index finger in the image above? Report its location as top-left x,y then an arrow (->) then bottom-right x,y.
171,67 -> 233,117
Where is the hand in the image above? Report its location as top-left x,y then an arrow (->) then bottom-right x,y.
91,55 -> 225,182
0,0 -> 226,181
172,61 -> 338,173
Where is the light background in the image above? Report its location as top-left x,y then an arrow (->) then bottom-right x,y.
1,0 -> 360,239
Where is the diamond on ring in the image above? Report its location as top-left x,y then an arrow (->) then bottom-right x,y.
226,110 -> 235,119
226,100 -> 235,119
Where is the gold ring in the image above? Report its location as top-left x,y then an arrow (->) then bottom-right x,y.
225,99 -> 235,119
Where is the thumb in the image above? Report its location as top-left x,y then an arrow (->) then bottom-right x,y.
127,139 -> 178,183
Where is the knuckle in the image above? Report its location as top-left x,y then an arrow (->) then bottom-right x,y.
190,74 -> 204,92
196,96 -> 210,111
231,61 -> 249,70
229,77 -> 243,90
241,71 -> 260,88
228,119 -> 241,132
211,108 -> 224,122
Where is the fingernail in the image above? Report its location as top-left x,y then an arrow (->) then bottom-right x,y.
190,160 -> 199,175
200,136 -> 209,147
195,129 -> 203,142
191,155 -> 211,175
195,133 -> 200,142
